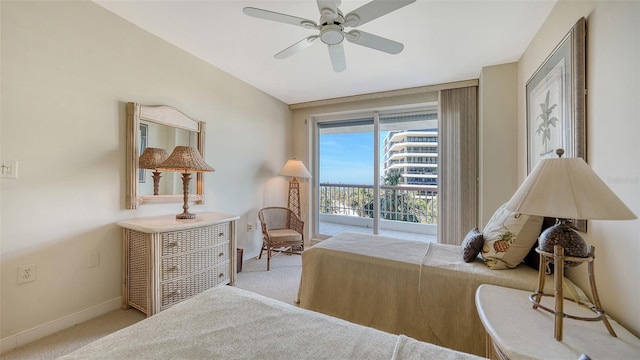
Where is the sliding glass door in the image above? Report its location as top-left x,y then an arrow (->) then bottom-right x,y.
313,106 -> 439,240
317,117 -> 375,236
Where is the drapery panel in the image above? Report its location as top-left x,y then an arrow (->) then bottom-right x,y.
438,86 -> 478,245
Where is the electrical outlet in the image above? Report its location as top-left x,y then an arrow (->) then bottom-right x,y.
17,264 -> 36,284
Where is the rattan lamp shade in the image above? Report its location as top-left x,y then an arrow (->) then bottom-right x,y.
139,148 -> 169,169
139,148 -> 169,196
157,146 -> 214,219
157,146 -> 215,173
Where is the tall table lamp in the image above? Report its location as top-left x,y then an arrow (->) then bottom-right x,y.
279,158 -> 311,218
505,149 -> 636,341
139,147 -> 169,195
157,146 -> 214,219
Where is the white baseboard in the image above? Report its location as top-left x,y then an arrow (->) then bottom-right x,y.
0,296 -> 122,354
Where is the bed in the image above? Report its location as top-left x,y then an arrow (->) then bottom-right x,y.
58,285 -> 482,360
297,232 -> 587,357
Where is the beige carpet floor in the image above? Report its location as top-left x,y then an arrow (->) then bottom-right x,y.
0,253 -> 302,360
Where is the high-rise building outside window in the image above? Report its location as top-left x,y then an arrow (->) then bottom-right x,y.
382,129 -> 438,186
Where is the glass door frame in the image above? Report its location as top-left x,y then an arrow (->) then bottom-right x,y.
309,104 -> 437,241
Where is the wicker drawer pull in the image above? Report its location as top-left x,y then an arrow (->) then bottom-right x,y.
171,265 -> 181,271
218,252 -> 224,257
170,289 -> 182,296
218,232 -> 224,237
169,241 -> 182,247
218,273 -> 225,278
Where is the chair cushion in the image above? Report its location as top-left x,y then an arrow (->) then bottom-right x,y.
267,229 -> 302,243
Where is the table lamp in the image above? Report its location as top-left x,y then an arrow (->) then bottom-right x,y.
139,147 -> 169,195
157,146 -> 214,219
279,158 -> 311,218
505,149 -> 636,340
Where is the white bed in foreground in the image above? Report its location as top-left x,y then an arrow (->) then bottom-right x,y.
58,286 -> 481,360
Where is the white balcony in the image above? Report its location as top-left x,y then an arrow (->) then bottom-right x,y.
319,214 -> 436,242
317,182 -> 438,243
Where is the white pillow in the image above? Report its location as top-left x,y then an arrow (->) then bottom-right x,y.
481,203 -> 543,269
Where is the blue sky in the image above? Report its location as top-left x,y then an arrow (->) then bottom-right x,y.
319,132 -> 387,185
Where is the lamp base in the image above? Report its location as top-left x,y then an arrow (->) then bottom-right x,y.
176,212 -> 196,219
151,171 -> 162,196
287,177 -> 301,218
176,172 -> 196,219
539,219 -> 589,267
530,245 -> 616,341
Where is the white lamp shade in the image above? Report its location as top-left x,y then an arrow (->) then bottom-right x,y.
279,159 -> 311,179
506,157 -> 636,220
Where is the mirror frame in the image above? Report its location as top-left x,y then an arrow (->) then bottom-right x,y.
126,102 -> 206,209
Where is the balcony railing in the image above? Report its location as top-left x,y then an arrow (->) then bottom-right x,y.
319,183 -> 438,225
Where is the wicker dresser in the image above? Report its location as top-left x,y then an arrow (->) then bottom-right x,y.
118,212 -> 239,316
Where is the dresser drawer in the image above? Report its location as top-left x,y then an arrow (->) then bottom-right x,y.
161,243 -> 230,281
161,223 -> 230,256
160,262 -> 230,310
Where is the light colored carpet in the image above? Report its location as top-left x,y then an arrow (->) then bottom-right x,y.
0,254 -> 302,360
234,253 -> 302,305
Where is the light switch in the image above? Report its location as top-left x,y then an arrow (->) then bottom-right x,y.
0,161 -> 18,179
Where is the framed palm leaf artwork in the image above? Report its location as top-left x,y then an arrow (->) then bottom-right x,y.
527,17 -> 586,172
526,17 -> 586,231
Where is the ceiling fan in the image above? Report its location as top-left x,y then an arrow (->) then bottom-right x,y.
243,0 -> 416,72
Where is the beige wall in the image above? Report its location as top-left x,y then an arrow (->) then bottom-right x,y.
0,0 -> 289,348
517,0 -> 640,336
478,63 -> 519,227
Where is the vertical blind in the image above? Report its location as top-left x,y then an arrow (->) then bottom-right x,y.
438,86 -> 478,245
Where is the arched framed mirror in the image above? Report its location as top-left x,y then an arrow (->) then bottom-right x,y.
126,102 -> 206,209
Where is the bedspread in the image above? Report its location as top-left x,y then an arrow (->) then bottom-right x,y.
297,232 -> 587,357
58,285 -> 481,360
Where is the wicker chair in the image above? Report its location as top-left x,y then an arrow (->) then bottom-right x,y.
258,206 -> 304,271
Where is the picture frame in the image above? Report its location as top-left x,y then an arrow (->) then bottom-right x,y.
138,123 -> 148,183
526,17 -> 586,231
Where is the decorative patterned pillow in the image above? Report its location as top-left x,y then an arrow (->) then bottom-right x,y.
481,203 -> 543,269
461,227 -> 484,262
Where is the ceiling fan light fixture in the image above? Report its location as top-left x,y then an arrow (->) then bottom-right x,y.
320,24 -> 344,45
244,0 -> 416,69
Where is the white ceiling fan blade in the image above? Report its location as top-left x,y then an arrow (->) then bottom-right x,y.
327,43 -> 346,72
243,7 -> 318,29
316,0 -> 339,24
275,36 -> 320,59
346,30 -> 404,54
345,0 -> 416,27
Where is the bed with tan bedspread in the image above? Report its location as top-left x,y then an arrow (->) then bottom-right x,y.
58,285 -> 482,360
297,232 -> 587,357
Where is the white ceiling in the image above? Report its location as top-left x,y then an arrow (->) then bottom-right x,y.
94,0 -> 556,105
